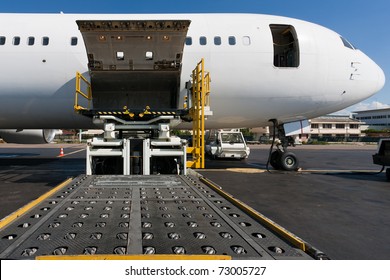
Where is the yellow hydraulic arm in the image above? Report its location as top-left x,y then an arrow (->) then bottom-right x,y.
74,72 -> 92,112
187,58 -> 211,169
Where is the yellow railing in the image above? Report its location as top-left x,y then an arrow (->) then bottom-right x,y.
187,58 -> 210,169
74,72 -> 92,111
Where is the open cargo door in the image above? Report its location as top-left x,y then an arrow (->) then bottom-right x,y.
76,20 -> 190,112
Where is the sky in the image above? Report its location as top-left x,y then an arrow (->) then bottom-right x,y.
1,0 -> 389,113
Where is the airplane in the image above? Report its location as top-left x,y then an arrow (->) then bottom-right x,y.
0,13 -> 385,171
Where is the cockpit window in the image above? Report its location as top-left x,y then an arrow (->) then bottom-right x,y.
270,24 -> 300,67
340,36 -> 355,50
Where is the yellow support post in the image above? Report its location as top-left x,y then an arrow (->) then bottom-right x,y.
186,59 -> 210,169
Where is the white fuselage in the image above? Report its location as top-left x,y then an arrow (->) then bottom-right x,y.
0,13 -> 385,129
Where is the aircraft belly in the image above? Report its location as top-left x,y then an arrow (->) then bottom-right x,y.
0,95 -> 93,129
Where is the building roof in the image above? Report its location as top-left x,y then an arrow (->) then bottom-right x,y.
353,107 -> 390,114
310,115 -> 361,123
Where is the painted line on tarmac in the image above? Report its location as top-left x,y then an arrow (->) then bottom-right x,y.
199,168 -> 381,174
197,168 -> 266,174
299,169 -> 382,174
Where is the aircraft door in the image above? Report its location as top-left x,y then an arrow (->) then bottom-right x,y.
76,20 -> 191,111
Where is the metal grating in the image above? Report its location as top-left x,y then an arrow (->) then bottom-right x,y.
0,175 -> 312,259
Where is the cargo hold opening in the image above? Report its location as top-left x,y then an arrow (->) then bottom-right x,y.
90,71 -> 180,110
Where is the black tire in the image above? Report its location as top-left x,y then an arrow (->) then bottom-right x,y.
386,168 -> 390,181
280,152 -> 299,171
270,150 -> 282,170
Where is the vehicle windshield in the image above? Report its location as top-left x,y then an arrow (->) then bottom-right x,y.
221,133 -> 244,144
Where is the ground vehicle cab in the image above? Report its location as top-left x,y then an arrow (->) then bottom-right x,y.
205,129 -> 250,159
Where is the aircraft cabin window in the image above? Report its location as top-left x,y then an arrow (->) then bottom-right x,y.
199,36 -> 207,46
214,36 -> 221,46
0,36 -> 5,45
42,37 -> 49,46
28,37 -> 35,46
242,36 -> 251,46
71,37 -> 78,46
228,36 -> 236,45
270,24 -> 300,68
185,37 -> 192,45
13,36 -> 20,46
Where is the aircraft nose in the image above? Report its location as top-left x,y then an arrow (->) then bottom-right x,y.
357,51 -> 386,97
375,63 -> 386,93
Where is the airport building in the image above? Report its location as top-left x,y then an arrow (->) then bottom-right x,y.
248,115 -> 364,143
309,115 -> 364,140
353,108 -> 390,130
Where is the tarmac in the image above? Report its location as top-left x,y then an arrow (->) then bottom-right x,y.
0,143 -> 389,260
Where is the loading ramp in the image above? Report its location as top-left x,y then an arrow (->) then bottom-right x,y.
0,173 -> 325,260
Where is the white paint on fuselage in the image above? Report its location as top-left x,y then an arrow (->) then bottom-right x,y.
0,13 -> 385,129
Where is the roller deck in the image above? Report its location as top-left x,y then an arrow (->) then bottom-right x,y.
0,173 -> 322,260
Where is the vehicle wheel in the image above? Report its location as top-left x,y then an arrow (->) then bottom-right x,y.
270,151 -> 282,170
386,168 -> 390,181
280,152 -> 299,171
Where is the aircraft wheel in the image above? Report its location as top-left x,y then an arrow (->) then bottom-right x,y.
280,152 -> 299,171
270,150 -> 282,170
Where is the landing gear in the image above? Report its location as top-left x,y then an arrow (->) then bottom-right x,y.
270,150 -> 282,170
270,151 -> 299,171
280,151 -> 299,171
268,120 -> 300,171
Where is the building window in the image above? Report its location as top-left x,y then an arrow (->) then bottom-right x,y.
27,37 -> 35,46
270,24 -> 300,67
185,37 -> 192,45
214,36 -> 221,46
311,124 -> 319,129
242,36 -> 251,45
372,115 -> 387,119
42,37 -> 49,46
228,36 -> 236,45
199,36 -> 207,46
349,124 -> 359,129
322,124 -> 332,129
71,37 -> 78,46
13,36 -> 21,45
336,124 -> 345,129
0,36 -> 6,45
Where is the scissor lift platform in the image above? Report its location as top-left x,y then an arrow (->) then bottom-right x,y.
0,174 -> 325,260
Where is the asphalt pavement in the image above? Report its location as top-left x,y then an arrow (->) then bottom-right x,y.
0,143 -> 389,259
